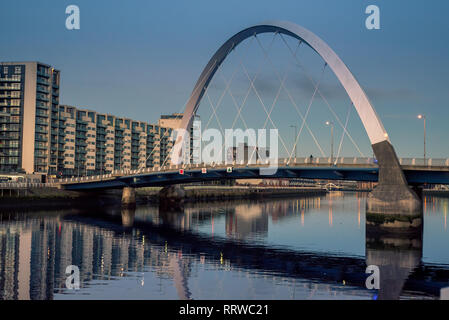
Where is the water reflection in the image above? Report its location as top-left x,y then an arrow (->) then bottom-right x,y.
366,224 -> 423,300
0,193 -> 448,300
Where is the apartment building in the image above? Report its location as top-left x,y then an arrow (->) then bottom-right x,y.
58,105 -> 174,176
0,61 -> 177,176
0,62 -> 60,174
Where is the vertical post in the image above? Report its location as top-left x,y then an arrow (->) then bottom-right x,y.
423,116 -> 426,165
331,124 -> 334,165
418,114 -> 426,165
325,121 -> 334,164
289,124 -> 297,158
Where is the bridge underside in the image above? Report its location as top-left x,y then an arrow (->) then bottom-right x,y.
61,166 -> 449,191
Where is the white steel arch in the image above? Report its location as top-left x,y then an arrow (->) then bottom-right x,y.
172,20 -> 390,164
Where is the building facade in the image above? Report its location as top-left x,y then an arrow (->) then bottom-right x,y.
56,105 -> 174,176
0,61 -> 175,176
0,62 -> 60,174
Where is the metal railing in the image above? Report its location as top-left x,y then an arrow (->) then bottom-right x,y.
48,157 -> 449,185
0,182 -> 57,189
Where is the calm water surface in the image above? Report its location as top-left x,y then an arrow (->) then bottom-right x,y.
0,192 -> 448,300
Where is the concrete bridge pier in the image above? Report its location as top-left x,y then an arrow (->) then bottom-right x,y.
366,141 -> 422,231
121,187 -> 136,208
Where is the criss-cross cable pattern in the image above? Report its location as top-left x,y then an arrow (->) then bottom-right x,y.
279,33 -> 366,157
142,29 -> 370,173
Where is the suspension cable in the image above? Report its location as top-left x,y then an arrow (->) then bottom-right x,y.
279,33 -> 366,157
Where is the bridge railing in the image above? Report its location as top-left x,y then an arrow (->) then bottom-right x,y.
0,182 -> 57,189
52,157 -> 449,185
399,158 -> 449,166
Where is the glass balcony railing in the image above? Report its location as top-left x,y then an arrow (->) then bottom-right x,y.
36,86 -> 49,94
37,77 -> 49,85
37,70 -> 50,78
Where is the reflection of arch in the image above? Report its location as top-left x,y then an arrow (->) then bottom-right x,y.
173,20 -> 390,163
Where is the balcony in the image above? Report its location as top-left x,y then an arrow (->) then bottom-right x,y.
35,126 -> 48,133
34,152 -> 48,158
35,136 -> 48,142
37,70 -> 50,78
76,141 -> 87,147
0,84 -> 21,90
37,95 -> 49,102
37,77 -> 49,85
36,119 -> 48,126
36,86 -> 49,94
36,102 -> 49,109
0,76 -> 21,82
36,110 -> 48,117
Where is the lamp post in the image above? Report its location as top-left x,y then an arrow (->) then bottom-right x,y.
289,124 -> 298,159
325,121 -> 334,164
417,114 -> 426,165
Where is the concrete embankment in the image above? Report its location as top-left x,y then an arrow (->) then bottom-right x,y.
0,186 -> 327,210
0,187 -> 117,210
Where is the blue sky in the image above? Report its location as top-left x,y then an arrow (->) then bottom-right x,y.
1,0 -> 449,158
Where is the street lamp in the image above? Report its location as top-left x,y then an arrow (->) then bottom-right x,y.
417,114 -> 426,165
325,121 -> 334,164
289,124 -> 298,159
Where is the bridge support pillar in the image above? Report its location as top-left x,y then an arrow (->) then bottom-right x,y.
367,141 -> 422,231
159,185 -> 186,210
121,187 -> 136,208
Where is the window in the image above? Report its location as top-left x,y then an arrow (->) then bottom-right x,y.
14,66 -> 21,74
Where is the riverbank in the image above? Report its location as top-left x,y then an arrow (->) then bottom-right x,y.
423,189 -> 449,197
0,185 -> 327,210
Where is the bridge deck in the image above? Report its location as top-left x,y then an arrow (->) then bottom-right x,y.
53,159 -> 449,191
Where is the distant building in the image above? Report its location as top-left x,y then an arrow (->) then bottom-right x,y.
227,143 -> 269,164
158,113 -> 200,164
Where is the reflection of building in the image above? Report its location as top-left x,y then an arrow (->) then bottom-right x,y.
225,204 -> 268,239
0,213 -> 193,300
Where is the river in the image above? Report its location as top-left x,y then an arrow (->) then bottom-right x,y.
0,192 -> 448,300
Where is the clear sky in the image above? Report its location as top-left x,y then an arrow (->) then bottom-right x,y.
1,0 -> 448,158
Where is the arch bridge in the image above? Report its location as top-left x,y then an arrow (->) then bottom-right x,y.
61,21 -> 444,216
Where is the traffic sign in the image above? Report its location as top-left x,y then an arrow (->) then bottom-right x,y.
201,168 -> 207,174
227,167 -> 233,173
179,169 -> 184,175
